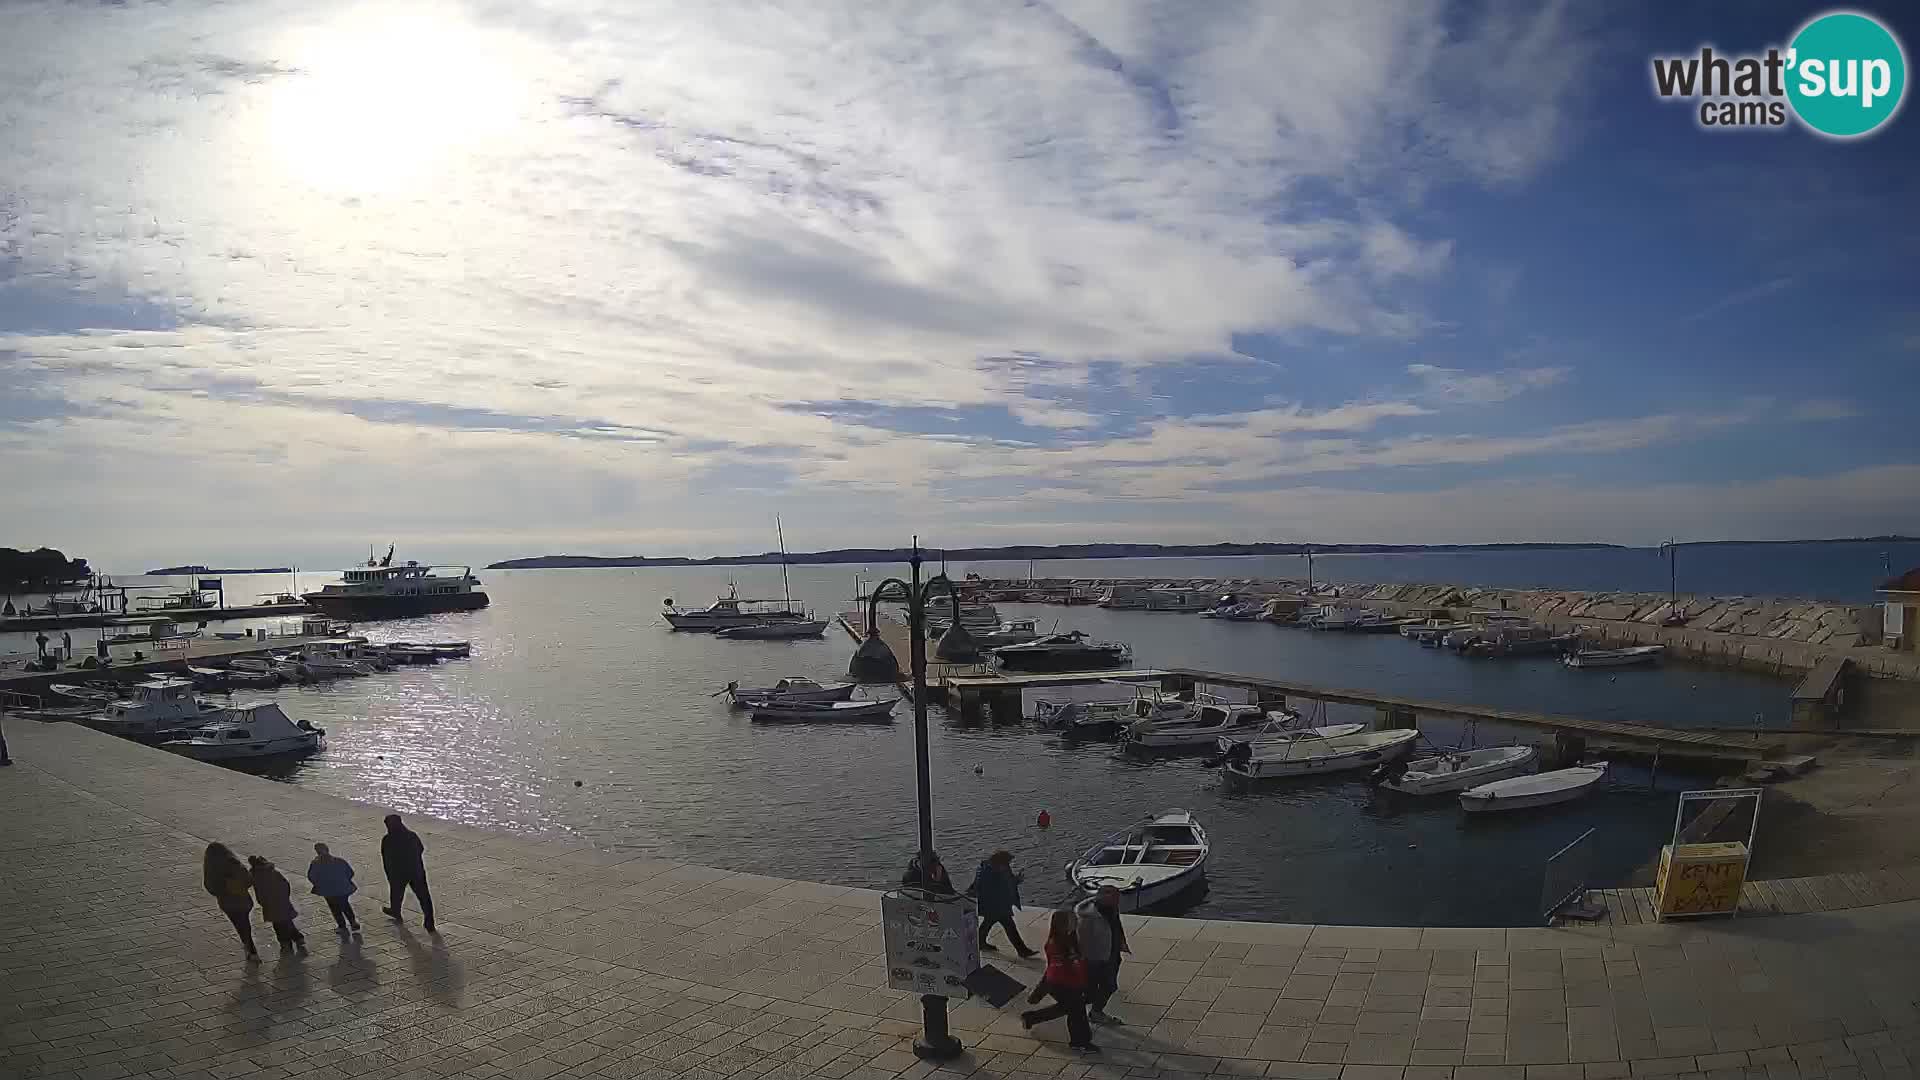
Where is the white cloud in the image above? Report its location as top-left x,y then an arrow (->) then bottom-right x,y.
1407,363 -> 1569,404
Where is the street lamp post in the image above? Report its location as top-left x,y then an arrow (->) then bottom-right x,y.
849,541 -> 972,1061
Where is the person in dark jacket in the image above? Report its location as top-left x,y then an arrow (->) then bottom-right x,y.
307,842 -> 360,932
901,851 -> 955,894
247,855 -> 307,955
1076,885 -> 1129,1024
968,850 -> 1036,958
380,814 -> 436,932
203,842 -> 258,959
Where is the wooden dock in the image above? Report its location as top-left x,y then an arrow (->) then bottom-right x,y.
0,600 -> 313,633
939,665 -> 1781,759
0,633 -> 338,704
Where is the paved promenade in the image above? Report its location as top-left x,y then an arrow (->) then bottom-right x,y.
5,723 -> 1920,1080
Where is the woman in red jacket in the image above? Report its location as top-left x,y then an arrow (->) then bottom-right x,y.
1021,909 -> 1097,1052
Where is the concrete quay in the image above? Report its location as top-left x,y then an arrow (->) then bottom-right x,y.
8,723 -> 1920,1080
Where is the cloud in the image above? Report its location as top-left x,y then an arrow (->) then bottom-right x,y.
1787,399 -> 1861,422
1406,363 -> 1569,405
1679,276 -> 1797,326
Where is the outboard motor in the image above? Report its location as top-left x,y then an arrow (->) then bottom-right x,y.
1223,741 -> 1253,769
1369,757 -> 1409,786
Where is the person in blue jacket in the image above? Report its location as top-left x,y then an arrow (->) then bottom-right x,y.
307,842 -> 360,932
968,850 -> 1036,958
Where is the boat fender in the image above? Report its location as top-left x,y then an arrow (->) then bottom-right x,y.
1036,810 -> 1051,829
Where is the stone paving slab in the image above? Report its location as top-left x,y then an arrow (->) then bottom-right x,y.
6,721 -> 1920,1080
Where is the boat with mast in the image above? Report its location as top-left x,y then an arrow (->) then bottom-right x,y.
713,518 -> 827,639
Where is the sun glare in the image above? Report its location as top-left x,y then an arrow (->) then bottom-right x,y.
268,6 -> 530,194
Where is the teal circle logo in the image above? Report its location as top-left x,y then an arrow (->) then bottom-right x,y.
1787,11 -> 1907,138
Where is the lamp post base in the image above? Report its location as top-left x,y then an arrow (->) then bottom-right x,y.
914,995 -> 964,1061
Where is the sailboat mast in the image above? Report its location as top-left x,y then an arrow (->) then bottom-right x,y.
776,515 -> 792,611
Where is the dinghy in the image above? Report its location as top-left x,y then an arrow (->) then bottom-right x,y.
1375,744 -> 1538,795
1223,727 -> 1419,782
1564,645 -> 1665,669
1120,698 -> 1268,750
1459,762 -> 1607,812
724,677 -> 856,706
1216,714 -> 1365,755
1065,809 -> 1208,913
748,698 -> 898,724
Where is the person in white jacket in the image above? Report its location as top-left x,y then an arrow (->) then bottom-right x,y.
1074,886 -> 1129,1024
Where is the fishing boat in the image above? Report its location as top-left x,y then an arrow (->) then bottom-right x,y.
161,703 -> 324,762
723,677 -> 856,706
1564,645 -> 1666,669
302,547 -> 488,619
1215,714 -> 1365,754
1459,762 -> 1607,812
715,619 -> 828,639
1222,727 -> 1420,782
1064,809 -> 1208,913
85,677 -> 224,742
748,698 -> 898,724
1374,745 -> 1539,796
990,631 -> 1130,673
1120,698 -> 1269,750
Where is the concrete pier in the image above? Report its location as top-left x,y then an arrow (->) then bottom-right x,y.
11,722 -> 1920,1080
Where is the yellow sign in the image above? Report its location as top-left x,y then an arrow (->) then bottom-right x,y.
1654,842 -> 1748,917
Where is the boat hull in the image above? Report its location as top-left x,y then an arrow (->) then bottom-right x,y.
714,621 -> 827,639
1459,764 -> 1607,813
166,734 -> 322,761
303,591 -> 488,621
1381,747 -> 1539,796
993,649 -> 1129,673
1068,860 -> 1205,913
749,700 -> 897,723
1225,731 -> 1418,781
1565,646 -> 1665,669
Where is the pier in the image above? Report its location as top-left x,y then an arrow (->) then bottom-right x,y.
0,598 -> 312,632
0,631 -> 339,703
941,667 -> 1783,761
8,720 -> 1920,1078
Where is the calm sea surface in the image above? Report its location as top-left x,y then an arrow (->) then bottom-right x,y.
10,544 -> 1879,925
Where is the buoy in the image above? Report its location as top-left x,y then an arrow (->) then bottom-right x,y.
574,780 -> 583,787
973,765 -> 984,775
1036,810 -> 1051,829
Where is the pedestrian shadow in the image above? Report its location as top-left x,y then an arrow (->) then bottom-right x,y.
394,921 -> 467,1005
328,931 -> 374,993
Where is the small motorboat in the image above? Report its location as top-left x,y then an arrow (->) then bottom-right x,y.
1459,762 -> 1607,812
991,631 -> 1131,672
1215,714 -> 1365,754
388,640 -> 470,658
162,703 -> 324,762
1222,727 -> 1420,782
723,677 -> 856,706
1564,645 -> 1666,669
1065,809 -> 1208,913
973,618 -> 1042,648
748,698 -> 898,724
379,644 -> 443,664
1120,697 -> 1268,750
714,620 -> 828,639
1034,689 -> 1187,738
47,682 -> 118,704
1375,744 -> 1539,795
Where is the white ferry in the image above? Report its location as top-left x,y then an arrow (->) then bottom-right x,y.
302,549 -> 487,620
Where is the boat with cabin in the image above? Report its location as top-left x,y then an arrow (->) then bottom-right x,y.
990,631 -> 1131,672
85,677 -> 223,742
161,703 -> 324,762
1065,809 -> 1209,913
301,547 -> 487,619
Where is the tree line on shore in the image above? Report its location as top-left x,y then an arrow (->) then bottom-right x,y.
0,547 -> 92,591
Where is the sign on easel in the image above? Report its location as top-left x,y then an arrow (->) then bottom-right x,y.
882,890 -> 979,999
1654,788 -> 1761,918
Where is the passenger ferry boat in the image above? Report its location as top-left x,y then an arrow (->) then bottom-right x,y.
302,549 -> 487,620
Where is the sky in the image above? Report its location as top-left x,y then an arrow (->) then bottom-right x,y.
1,0 -> 1916,571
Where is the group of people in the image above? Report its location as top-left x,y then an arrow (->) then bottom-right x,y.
902,850 -> 1131,1054
202,814 -> 438,960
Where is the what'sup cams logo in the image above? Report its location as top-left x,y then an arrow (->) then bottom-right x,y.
1651,10 -> 1907,138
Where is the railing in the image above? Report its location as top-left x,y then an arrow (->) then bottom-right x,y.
1540,828 -> 1597,922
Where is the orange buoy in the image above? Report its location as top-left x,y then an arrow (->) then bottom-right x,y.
1036,810 -> 1051,829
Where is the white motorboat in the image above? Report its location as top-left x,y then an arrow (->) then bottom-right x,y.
1215,714 -> 1366,754
1120,697 -> 1268,750
1564,645 -> 1665,669
1222,727 -> 1420,781
302,550 -> 487,620
85,677 -> 223,742
973,618 -> 1041,647
723,677 -> 856,706
992,631 -> 1131,672
663,588 -> 806,631
47,682 -> 118,704
389,640 -> 470,658
162,703 -> 324,762
1375,745 -> 1539,795
1065,809 -> 1208,913
1034,688 -> 1189,737
1401,619 -> 1472,642
1459,762 -> 1607,812
748,698 -> 898,724
715,619 -> 828,639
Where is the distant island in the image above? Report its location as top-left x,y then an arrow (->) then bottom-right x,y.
146,565 -> 294,576
488,541 -> 1626,570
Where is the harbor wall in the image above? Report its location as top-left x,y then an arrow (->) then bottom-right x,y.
973,576 -> 1920,682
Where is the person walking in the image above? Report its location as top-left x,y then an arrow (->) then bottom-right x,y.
307,842 -> 360,933
1076,885 -> 1129,1024
203,843 -> 259,960
1021,909 -> 1097,1053
248,855 -> 307,955
968,850 -> 1036,958
34,631 -> 47,659
380,814 -> 436,932
61,631 -> 71,659
0,713 -> 12,766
